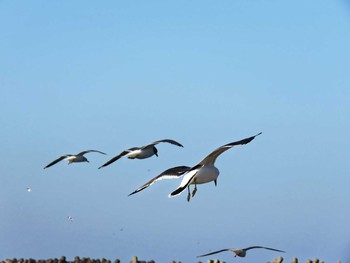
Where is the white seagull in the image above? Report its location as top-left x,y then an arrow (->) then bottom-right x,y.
197,246 -> 285,259
26,187 -> 32,192
98,139 -> 183,169
128,165 -> 191,196
169,132 -> 262,201
44,150 -> 106,169
67,216 -> 74,222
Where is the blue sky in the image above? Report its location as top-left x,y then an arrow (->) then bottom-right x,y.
1,1 -> 350,262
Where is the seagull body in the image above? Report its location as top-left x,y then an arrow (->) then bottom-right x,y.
123,146 -> 155,159
44,150 -> 106,169
98,139 -> 183,169
169,132 -> 262,201
197,246 -> 286,258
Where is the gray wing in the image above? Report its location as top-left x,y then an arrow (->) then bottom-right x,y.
77,150 -> 107,156
198,132 -> 262,165
146,139 -> 184,148
244,246 -> 286,253
98,150 -> 131,169
197,249 -> 231,258
44,155 -> 71,169
129,166 -> 191,196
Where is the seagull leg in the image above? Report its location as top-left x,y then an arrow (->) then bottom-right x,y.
192,178 -> 197,197
214,179 -> 217,187
187,186 -> 191,202
192,185 -> 197,197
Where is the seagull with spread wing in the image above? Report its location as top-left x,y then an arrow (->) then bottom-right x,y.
168,132 -> 262,201
98,139 -> 183,169
44,150 -> 106,169
197,246 -> 285,259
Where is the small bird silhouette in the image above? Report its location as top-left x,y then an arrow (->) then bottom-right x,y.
197,246 -> 285,259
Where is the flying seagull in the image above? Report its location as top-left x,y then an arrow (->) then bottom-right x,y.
128,165 -> 191,196
67,216 -> 73,222
98,139 -> 183,169
44,150 -> 106,169
169,132 -> 262,201
26,187 -> 32,192
197,246 -> 285,259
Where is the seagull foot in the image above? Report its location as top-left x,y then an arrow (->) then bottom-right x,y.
192,186 -> 197,197
187,191 -> 191,202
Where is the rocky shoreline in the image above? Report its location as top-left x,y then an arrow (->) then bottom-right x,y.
0,256 -> 342,263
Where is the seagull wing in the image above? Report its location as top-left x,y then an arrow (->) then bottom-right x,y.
98,150 -> 130,169
243,246 -> 286,253
197,249 -> 231,258
168,164 -> 202,197
77,150 -> 107,156
44,155 -> 71,169
128,166 -> 191,196
146,139 -> 184,148
198,132 -> 262,165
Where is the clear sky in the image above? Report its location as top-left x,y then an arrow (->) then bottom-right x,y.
1,1 -> 350,262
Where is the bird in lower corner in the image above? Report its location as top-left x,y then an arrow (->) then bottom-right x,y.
197,246 -> 285,259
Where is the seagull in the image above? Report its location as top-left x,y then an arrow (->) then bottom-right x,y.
44,150 -> 106,169
197,246 -> 285,259
26,187 -> 32,192
169,132 -> 262,201
67,216 -> 73,222
128,165 -> 191,196
98,139 -> 184,169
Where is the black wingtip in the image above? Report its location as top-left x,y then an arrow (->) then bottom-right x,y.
169,186 -> 185,197
128,189 -> 139,196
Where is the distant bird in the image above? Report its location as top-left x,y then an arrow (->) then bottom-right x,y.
98,139 -> 183,169
67,216 -> 73,222
169,132 -> 262,201
26,187 -> 32,192
44,150 -> 106,169
128,166 -> 191,196
197,246 -> 285,259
